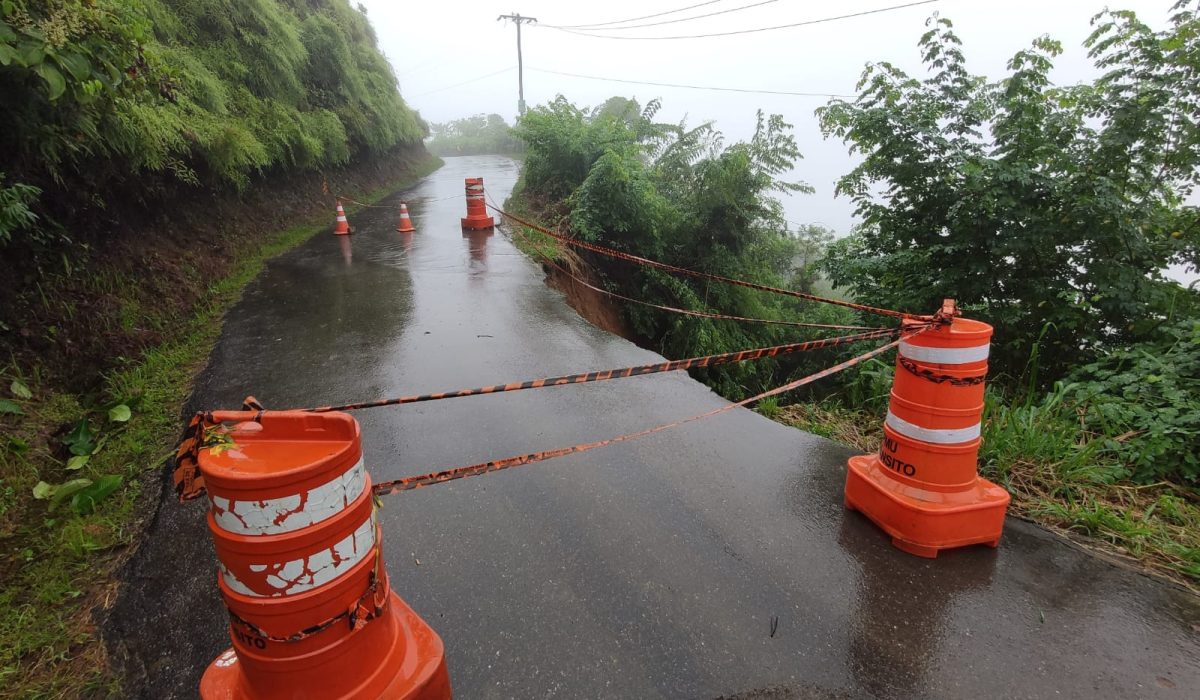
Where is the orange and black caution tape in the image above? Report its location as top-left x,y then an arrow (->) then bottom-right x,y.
306,328 -> 901,413
509,219 -> 879,331
226,549 -> 389,644
489,203 -> 929,322
372,328 -> 925,495
172,327 -> 917,500
333,193 -> 460,210
335,194 -> 398,209
173,412 -> 208,500
173,396 -> 266,500
898,356 -> 986,386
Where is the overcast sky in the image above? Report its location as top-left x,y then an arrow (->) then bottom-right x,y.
361,0 -> 1192,280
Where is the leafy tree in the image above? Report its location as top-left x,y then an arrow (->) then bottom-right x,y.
816,5 -> 1200,381
791,224 -> 835,293
427,113 -> 523,156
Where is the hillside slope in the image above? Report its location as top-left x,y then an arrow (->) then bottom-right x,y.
0,2 -> 438,695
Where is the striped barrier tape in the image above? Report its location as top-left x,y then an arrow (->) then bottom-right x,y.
371,329 -> 923,495
897,356 -> 986,386
335,195 -> 401,209
304,328 -> 903,413
337,193 -> 462,208
204,329 -> 924,645
488,203 -> 930,322
509,216 -> 880,331
224,546 -> 388,644
173,326 -> 924,500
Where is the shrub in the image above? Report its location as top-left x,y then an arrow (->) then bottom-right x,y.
513,96 -> 865,398
1066,319 -> 1200,483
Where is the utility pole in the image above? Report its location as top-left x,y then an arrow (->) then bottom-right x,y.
497,12 -> 537,115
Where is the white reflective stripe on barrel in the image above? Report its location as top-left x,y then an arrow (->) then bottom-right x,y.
899,341 -> 989,365
210,458 -> 366,536
886,410 -> 981,444
221,514 -> 376,598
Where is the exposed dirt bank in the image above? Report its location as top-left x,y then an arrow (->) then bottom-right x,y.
541,263 -> 633,341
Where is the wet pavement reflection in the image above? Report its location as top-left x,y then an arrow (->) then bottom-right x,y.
108,156 -> 1200,699
463,228 -> 491,271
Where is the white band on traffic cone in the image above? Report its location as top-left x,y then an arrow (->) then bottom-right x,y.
885,410 -> 981,444
899,341 -> 989,365
220,514 -> 377,598
210,458 -> 367,536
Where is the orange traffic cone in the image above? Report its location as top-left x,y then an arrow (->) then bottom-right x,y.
197,411 -> 451,699
333,201 -> 350,235
396,202 -> 416,233
844,301 -> 1010,558
460,178 -> 494,230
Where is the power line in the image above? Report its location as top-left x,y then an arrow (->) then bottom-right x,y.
529,67 -> 853,98
545,0 -> 939,40
396,56 -> 442,78
549,0 -> 781,31
411,67 -> 516,97
553,0 -> 728,29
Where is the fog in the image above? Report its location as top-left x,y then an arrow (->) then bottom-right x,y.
361,0 -> 1194,282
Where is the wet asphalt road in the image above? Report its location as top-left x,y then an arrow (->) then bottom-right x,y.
108,156 -> 1200,699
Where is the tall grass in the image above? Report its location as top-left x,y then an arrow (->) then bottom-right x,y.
976,383 -> 1199,582
980,385 -> 1126,492
774,345 -> 1200,587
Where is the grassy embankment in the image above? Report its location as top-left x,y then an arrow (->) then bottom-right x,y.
766,383 -> 1200,591
0,155 -> 441,699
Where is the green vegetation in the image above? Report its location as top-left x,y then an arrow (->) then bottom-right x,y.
0,0 -> 440,693
0,0 -> 426,253
510,95 -> 865,398
509,4 -> 1199,584
817,8 -> 1198,390
805,6 -> 1200,583
816,5 -> 1199,487
0,166 -> 441,697
427,113 -> 524,156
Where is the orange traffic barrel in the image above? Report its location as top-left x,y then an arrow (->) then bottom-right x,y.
460,178 -> 494,230
197,411 -> 451,699
396,202 -> 416,233
844,315 -> 1010,557
333,201 -> 350,236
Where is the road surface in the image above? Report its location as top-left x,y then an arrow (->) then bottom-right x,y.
107,155 -> 1200,699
